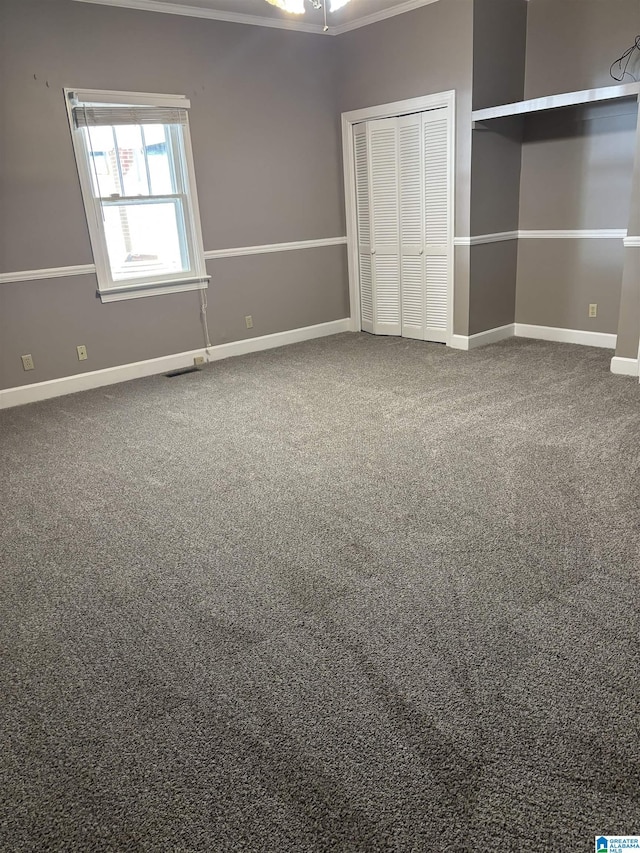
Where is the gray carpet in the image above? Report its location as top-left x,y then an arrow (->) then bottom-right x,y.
1,333 -> 639,852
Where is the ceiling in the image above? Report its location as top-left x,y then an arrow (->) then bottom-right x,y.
72,0 -> 440,35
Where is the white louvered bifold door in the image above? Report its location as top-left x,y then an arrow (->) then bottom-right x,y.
368,117 -> 401,336
422,108 -> 451,344
352,105 -> 451,342
398,114 -> 425,340
353,123 -> 374,333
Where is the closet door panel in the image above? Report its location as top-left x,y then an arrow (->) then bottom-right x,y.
399,115 -> 425,340
423,109 -> 451,343
359,252 -> 373,330
369,118 -> 401,336
425,256 -> 448,339
423,111 -> 448,247
400,256 -> 424,339
353,123 -> 374,333
353,105 -> 452,343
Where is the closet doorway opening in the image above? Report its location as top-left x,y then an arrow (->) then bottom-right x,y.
342,92 -> 455,345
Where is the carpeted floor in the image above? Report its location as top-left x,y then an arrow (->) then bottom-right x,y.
1,332 -> 639,852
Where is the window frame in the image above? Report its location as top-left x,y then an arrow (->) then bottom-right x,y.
64,88 -> 209,303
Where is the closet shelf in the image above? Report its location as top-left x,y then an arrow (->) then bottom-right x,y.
472,82 -> 640,123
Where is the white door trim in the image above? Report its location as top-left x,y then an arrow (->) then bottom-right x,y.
341,90 -> 456,344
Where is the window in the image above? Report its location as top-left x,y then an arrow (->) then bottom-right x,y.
65,89 -> 209,302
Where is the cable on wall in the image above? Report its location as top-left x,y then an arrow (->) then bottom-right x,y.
199,287 -> 212,358
610,36 -> 640,82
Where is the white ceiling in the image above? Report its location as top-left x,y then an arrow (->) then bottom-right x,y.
72,0 -> 440,35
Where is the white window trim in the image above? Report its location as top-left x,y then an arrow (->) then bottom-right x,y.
64,88 -> 209,302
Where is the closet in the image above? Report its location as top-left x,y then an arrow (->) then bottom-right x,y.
353,107 -> 452,343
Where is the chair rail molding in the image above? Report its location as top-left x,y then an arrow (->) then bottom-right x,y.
204,236 -> 347,260
454,232 -> 517,246
454,230 -> 627,246
0,264 -> 96,284
0,237 -> 348,285
518,230 -> 627,240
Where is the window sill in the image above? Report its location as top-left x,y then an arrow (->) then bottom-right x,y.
98,276 -> 210,303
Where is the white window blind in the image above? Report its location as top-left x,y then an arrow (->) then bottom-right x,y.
73,107 -> 188,128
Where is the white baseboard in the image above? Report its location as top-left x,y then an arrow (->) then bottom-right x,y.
514,323 -> 617,349
0,318 -> 351,410
449,336 -> 470,351
450,323 -> 515,351
450,322 -> 618,352
610,356 -> 640,377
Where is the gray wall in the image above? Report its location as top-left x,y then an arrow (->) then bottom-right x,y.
0,0 -> 347,390
616,111 -> 640,359
516,240 -> 625,332
469,0 -> 527,334
470,119 -> 524,237
616,250 -> 640,359
467,0 -> 639,341
473,0 -> 527,112
3,0 -> 638,385
516,102 -> 637,334
337,0 -> 474,336
524,0 -> 640,100
468,120 -> 523,334
516,0 -> 639,336
518,104 -> 637,232
469,241 -> 519,333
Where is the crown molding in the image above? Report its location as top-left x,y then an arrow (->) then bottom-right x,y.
72,0 -> 327,34
72,0 -> 441,35
330,0 -> 440,34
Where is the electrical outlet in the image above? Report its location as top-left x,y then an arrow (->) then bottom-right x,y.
76,345 -> 88,361
193,355 -> 205,366
589,303 -> 598,318
21,354 -> 34,371
245,315 -> 253,329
